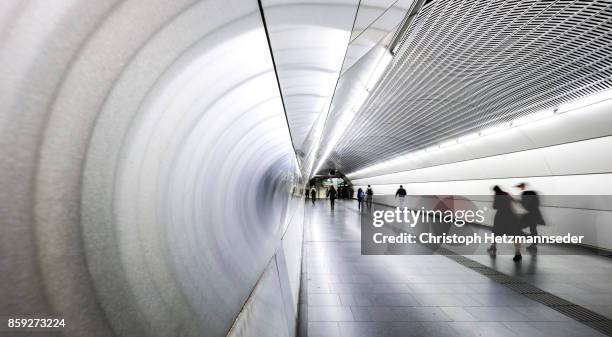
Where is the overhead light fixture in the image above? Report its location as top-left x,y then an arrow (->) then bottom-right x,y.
439,139 -> 458,148
425,145 -> 439,152
511,110 -> 555,127
557,88 -> 612,113
312,47 -> 394,176
457,132 -> 479,143
347,89 -> 612,179
366,52 -> 393,91
479,122 -> 511,137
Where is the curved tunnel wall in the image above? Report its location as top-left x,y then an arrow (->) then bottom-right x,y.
1,1 -> 303,337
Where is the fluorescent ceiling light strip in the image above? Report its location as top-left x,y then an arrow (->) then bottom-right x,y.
457,132 -> 479,143
511,110 -> 554,127
312,49 -> 393,175
557,88 -> 612,113
479,122 -> 511,136
346,89 -> 612,178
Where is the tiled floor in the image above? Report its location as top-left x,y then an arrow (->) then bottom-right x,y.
470,252 -> 612,320
300,200 -> 607,337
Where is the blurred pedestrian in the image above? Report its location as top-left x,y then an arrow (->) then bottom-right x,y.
487,185 -> 523,262
395,185 -> 407,208
310,188 -> 316,206
327,186 -> 337,210
357,188 -> 364,210
365,185 -> 373,209
516,182 -> 545,252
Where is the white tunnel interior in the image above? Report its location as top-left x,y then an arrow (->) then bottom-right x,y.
1,1 -> 303,336
1,1 -> 612,337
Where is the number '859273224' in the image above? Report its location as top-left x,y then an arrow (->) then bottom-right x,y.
7,318 -> 65,329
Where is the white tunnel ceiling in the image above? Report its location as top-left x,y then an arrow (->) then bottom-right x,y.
261,0 -> 361,153
261,0 -> 413,168
319,0 -> 612,174
342,0 -> 414,74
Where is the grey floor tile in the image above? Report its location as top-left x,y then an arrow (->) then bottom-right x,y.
373,293 -> 420,306
339,293 -> 361,306
439,307 -> 478,322
370,283 -> 413,294
309,306 -> 354,322
464,306 -> 530,322
357,307 -> 398,322
309,281 -> 331,293
349,306 -> 371,321
414,293 -> 481,306
412,322 -> 461,337
392,307 -> 452,321
502,322 -> 548,337
468,293 -> 540,307
309,294 -> 342,306
338,322 -> 419,337
308,322 -> 341,337
448,322 -> 520,337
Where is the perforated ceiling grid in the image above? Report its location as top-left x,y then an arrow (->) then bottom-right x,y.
327,0 -> 612,174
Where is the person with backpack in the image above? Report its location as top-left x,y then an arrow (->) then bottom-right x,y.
365,185 -> 374,209
395,185 -> 407,208
357,188 -> 364,210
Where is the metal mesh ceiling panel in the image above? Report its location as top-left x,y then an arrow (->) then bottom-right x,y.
328,0 -> 612,174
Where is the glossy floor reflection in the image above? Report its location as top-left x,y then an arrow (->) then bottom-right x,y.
301,200 -> 606,337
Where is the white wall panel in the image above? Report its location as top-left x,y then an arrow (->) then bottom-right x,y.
356,174 -> 612,199
226,257 -> 291,337
354,137 -> 612,191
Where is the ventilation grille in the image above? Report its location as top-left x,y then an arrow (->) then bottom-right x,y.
331,0 -> 612,173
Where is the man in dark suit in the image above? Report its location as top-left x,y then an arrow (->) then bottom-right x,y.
516,183 -> 545,252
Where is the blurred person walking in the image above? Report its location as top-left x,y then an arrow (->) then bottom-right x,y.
395,185 -> 407,208
327,186 -> 338,210
365,185 -> 374,209
487,185 -> 523,262
516,182 -> 545,252
310,188 -> 316,206
357,188 -> 364,210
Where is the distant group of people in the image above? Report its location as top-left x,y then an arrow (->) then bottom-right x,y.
305,184 -> 399,211
488,182 -> 545,262
306,182 -> 544,261
356,184 -> 404,210
304,187 -> 316,206
336,186 -> 354,199
305,185 -> 356,210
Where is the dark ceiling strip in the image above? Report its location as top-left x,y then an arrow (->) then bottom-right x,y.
257,0 -> 302,171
